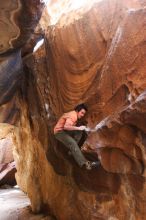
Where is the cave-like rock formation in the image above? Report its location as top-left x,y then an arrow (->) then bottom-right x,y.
0,0 -> 45,185
0,0 -> 146,219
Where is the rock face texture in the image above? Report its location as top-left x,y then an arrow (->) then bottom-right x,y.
1,0 -> 146,220
0,0 -> 45,186
0,124 -> 16,186
0,0 -> 44,55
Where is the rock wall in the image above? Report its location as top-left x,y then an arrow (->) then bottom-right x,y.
22,1 -> 146,219
0,0 -> 44,54
0,0 -> 45,185
1,0 -> 146,219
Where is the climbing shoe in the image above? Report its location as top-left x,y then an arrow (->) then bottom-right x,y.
85,161 -> 100,170
91,161 -> 100,168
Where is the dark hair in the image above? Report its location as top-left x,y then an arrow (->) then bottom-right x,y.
74,103 -> 88,112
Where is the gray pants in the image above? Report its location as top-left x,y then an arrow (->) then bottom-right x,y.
55,130 -> 87,167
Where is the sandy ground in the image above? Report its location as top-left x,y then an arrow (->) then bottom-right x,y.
0,187 -> 53,220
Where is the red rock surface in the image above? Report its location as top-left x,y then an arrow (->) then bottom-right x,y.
0,161 -> 16,186
0,0 -> 44,187
1,0 -> 146,220
21,1 -> 146,219
0,124 -> 17,186
0,0 -> 44,54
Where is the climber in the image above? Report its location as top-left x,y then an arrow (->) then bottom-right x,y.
54,103 -> 100,170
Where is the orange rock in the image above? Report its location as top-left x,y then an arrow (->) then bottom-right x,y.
1,0 -> 146,219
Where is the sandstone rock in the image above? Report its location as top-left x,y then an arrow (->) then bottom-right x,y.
20,1 -> 146,219
0,161 -> 16,186
0,0 -> 45,54
0,123 -> 17,186
0,135 -> 14,164
1,0 -> 146,220
0,50 -> 22,105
